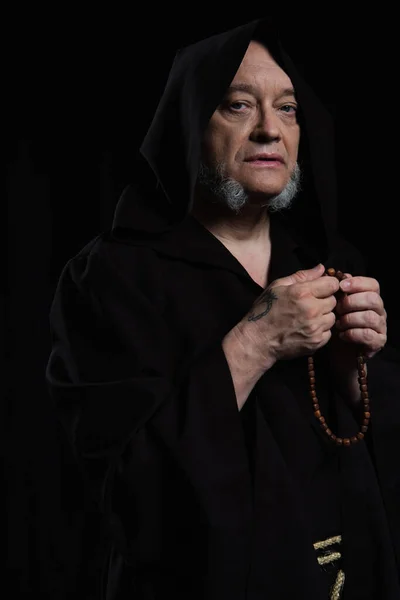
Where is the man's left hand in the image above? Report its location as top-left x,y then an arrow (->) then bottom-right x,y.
334,274 -> 387,359
326,274 -> 386,404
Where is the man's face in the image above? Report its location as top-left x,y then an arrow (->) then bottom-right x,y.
202,41 -> 300,200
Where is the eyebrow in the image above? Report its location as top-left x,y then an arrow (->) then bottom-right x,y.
227,83 -> 296,99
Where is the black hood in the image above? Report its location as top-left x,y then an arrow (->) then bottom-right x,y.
112,18 -> 338,258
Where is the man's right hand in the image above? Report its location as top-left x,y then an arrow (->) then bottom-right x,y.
235,263 -> 340,370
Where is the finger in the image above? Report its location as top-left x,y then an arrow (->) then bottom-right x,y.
320,295 -> 338,315
337,327 -> 386,351
339,275 -> 380,295
335,309 -> 387,334
304,276 -> 340,299
274,263 -> 325,288
335,291 -> 385,316
322,311 -> 337,331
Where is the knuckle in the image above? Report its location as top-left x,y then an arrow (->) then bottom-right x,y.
287,284 -> 298,298
319,330 -> 331,346
343,294 -> 352,310
305,323 -> 315,336
305,320 -> 319,336
363,328 -> 375,343
366,310 -> 379,327
369,277 -> 380,294
352,276 -> 363,286
316,332 -> 331,350
295,269 -> 309,281
290,284 -> 307,300
305,306 -> 319,320
324,279 -> 339,295
367,291 -> 379,306
330,279 -> 340,293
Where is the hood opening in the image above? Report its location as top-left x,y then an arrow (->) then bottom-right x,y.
113,17 -> 337,259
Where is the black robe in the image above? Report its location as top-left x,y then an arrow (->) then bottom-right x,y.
46,18 -> 400,599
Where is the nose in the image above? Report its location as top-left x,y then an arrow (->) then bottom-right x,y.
249,109 -> 281,143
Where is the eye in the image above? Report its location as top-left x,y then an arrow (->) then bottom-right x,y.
280,104 -> 298,114
229,101 -> 249,112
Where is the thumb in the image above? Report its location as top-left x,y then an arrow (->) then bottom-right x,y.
273,263 -> 325,288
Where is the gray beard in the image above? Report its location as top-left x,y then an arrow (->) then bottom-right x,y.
197,161 -> 302,214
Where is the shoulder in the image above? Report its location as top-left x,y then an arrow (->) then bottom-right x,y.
58,232 -> 164,302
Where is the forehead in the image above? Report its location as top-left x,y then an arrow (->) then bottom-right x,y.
231,40 -> 293,92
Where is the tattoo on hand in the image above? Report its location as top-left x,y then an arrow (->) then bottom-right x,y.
248,289 -> 278,322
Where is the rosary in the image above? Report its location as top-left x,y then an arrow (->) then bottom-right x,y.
308,268 -> 370,447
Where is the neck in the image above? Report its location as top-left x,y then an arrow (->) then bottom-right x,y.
191,190 -> 271,246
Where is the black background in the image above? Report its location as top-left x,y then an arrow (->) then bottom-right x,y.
4,13 -> 398,599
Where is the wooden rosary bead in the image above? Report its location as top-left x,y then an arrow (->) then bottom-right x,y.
308,268 -> 371,447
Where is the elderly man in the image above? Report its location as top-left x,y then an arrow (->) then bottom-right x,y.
46,18 -> 400,600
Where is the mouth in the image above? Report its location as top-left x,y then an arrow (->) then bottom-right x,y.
244,154 -> 285,167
